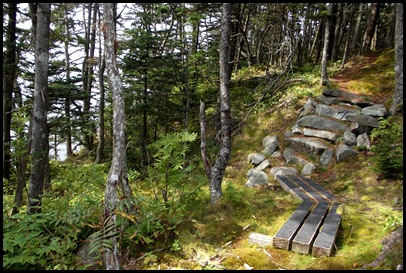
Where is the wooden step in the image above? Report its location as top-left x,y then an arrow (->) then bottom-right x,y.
311,202 -> 342,257
286,175 -> 330,203
272,200 -> 314,250
291,202 -> 329,255
272,175 -> 342,257
297,176 -> 336,202
275,175 -> 312,202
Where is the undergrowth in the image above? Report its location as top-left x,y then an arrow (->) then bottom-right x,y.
3,49 -> 402,270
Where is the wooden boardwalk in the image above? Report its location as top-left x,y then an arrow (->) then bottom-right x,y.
273,175 -> 341,257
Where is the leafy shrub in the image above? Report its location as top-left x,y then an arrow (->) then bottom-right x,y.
3,205 -> 96,270
370,118 -> 403,179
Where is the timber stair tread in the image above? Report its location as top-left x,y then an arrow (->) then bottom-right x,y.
273,175 -> 342,257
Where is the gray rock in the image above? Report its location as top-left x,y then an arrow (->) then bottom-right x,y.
352,114 -> 380,128
284,137 -> 329,157
283,147 -> 310,166
315,104 -> 359,121
322,88 -> 342,97
297,115 -> 349,132
301,162 -> 316,176
357,132 -> 371,149
350,122 -> 369,135
303,128 -> 340,142
270,166 -> 298,178
298,97 -> 316,118
361,104 -> 388,117
246,169 -> 269,187
247,153 -> 266,165
316,94 -> 343,105
343,130 -> 357,146
336,144 -> 359,161
271,151 -> 282,158
284,129 -> 293,138
291,124 -> 302,134
319,149 -> 334,166
254,159 -> 271,171
262,135 -> 278,148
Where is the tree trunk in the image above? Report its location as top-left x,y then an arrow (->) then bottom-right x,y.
3,2 -> 17,182
209,3 -> 232,205
64,4 -> 73,157
391,3 -> 403,116
103,3 -> 134,269
313,18 -> 324,64
12,114 -> 33,215
362,3 -> 380,53
95,3 -> 105,164
331,3 -> 343,61
95,51 -> 106,163
199,101 -> 211,180
320,3 -> 332,86
350,3 -> 364,56
28,3 -> 51,215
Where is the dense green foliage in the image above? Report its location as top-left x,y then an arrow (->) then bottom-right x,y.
370,117 -> 403,179
2,1 -> 402,270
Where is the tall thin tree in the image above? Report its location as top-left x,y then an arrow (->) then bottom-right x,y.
208,3 -> 232,205
27,3 -> 51,214
320,3 -> 332,86
102,3 -> 133,269
391,3 -> 403,116
3,3 -> 17,182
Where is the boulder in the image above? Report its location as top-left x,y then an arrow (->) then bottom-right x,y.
270,166 -> 298,178
246,169 -> 269,187
297,115 -> 349,132
303,128 -> 340,142
284,137 -> 328,157
336,144 -> 359,161
247,153 -> 266,165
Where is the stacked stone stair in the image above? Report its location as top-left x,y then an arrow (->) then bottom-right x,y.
246,88 -> 389,257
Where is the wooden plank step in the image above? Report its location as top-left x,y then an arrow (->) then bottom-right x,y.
291,202 -> 330,255
312,202 -> 342,257
273,200 -> 314,250
249,232 -> 273,247
286,175 -> 330,203
298,176 -> 336,202
275,175 -> 312,202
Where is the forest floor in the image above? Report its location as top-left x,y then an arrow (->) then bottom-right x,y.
121,49 -> 402,270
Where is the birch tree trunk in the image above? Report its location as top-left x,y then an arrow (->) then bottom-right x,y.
102,3 -> 128,269
209,3 -> 232,205
320,3 -> 332,86
391,3 -> 403,116
28,3 -> 51,214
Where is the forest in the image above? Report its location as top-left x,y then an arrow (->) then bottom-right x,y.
3,3 -> 403,270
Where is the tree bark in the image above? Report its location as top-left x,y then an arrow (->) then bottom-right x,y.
28,2 -> 51,214
350,3 -> 363,56
199,100 -> 211,180
209,3 -> 232,205
391,3 -> 403,116
320,3 -> 332,86
362,3 -> 380,53
3,2 -> 17,182
64,4 -> 73,157
95,3 -> 105,164
103,3 -> 134,269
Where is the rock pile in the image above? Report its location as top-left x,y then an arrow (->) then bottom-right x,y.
245,88 -> 388,187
